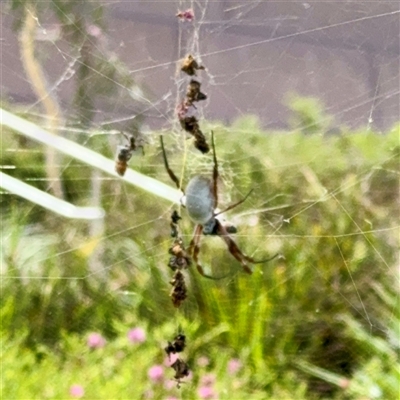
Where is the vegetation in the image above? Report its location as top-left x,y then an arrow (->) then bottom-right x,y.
1,112 -> 399,399
2,2 -> 398,398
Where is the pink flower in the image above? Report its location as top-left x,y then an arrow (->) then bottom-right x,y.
164,379 -> 176,390
198,386 -> 216,399
148,365 -> 164,383
87,332 -> 106,349
197,356 -> 210,367
227,358 -> 242,375
187,370 -> 194,381
164,352 -> 179,367
69,384 -> 84,398
127,327 -> 146,343
200,373 -> 216,387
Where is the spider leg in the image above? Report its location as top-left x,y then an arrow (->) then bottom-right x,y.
216,220 -> 278,274
210,132 -> 252,216
121,131 -> 130,142
160,136 -> 182,191
211,131 -> 219,209
189,224 -> 203,272
189,224 -> 229,280
240,251 -> 280,264
215,189 -> 254,217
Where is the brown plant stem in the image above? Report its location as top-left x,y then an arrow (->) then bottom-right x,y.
19,4 -> 64,198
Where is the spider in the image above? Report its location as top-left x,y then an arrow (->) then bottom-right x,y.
160,132 -> 278,278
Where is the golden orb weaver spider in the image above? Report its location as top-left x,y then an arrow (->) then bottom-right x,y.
160,132 -> 278,279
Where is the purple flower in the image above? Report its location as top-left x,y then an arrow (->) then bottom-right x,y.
127,327 -> 146,343
198,386 -> 216,399
227,358 -> 242,375
69,384 -> 84,398
87,332 -> 106,349
148,365 -> 164,383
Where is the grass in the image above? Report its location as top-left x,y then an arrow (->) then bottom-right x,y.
1,113 -> 399,399
2,323 -> 311,400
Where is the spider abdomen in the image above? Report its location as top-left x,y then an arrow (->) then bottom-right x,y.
185,176 -> 214,224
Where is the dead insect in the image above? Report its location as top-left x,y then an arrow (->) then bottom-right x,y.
171,358 -> 190,387
176,9 -> 194,22
186,80 -> 207,105
181,54 -> 205,76
170,270 -> 187,307
169,239 -> 191,270
161,132 -> 279,278
171,334 -> 186,352
193,133 -> 210,154
170,210 -> 182,238
168,210 -> 191,270
165,334 -> 186,357
176,115 -> 210,154
115,133 -> 144,176
115,148 -> 132,177
179,115 -> 199,134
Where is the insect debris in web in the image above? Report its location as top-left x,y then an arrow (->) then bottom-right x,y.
181,54 -> 205,76
185,79 -> 207,106
167,211 -> 191,307
170,210 -> 182,238
165,333 -> 186,358
177,112 -> 198,133
169,270 -> 187,308
115,132 -> 144,176
168,211 -> 191,271
171,358 -> 190,388
177,53 -> 210,153
176,104 -> 210,154
176,9 -> 194,22
169,238 -> 191,271
165,332 -> 190,388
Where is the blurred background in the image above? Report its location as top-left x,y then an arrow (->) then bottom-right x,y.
2,1 -> 399,131
1,1 -> 399,399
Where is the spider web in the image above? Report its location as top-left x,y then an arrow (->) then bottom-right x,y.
1,0 -> 399,397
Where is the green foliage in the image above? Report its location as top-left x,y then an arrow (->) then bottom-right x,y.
287,95 -> 332,135
2,115 -> 399,398
5,1 -> 397,396
296,282 -> 400,399
2,322 -> 312,400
